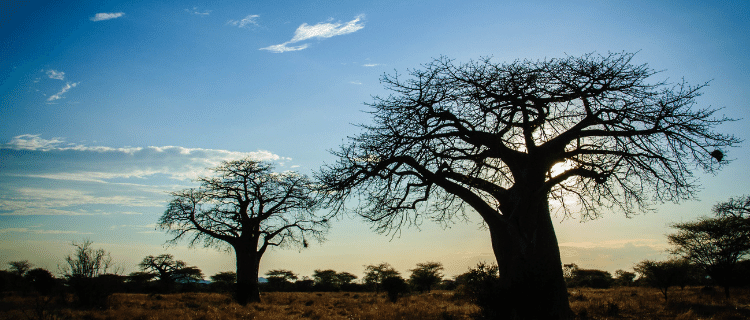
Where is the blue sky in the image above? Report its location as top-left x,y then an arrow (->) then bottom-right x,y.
2,0 -> 749,279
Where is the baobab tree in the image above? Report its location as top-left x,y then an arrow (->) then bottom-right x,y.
160,158 -> 327,304
316,52 -> 739,319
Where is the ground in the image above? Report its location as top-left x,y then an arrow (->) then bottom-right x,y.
1,287 -> 749,320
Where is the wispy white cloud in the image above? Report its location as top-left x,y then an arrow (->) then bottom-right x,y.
46,70 -> 65,80
47,82 -> 78,101
186,7 -> 211,16
0,134 -> 295,216
90,12 -> 125,22
260,14 -> 365,53
227,14 -> 260,28
362,63 -> 380,67
350,81 -> 362,85
0,227 -> 92,234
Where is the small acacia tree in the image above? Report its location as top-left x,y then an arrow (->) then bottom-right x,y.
409,261 -> 444,293
634,259 -> 691,303
139,254 -> 203,291
317,52 -> 739,319
8,260 -> 32,277
159,158 -> 327,304
363,263 -> 399,292
668,197 -> 750,298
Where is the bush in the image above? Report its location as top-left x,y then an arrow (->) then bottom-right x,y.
454,262 -> 501,319
382,275 -> 409,302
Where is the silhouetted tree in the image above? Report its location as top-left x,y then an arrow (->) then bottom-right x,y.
363,263 -> 399,292
126,271 -> 156,292
382,275 -> 409,302
60,240 -> 118,308
24,268 -> 58,296
138,254 -> 203,291
210,271 -> 236,292
408,261 -> 444,293
159,159 -> 328,304
568,268 -> 613,288
613,269 -> 635,287
668,206 -> 750,298
634,259 -> 691,303
265,269 -> 297,291
8,260 -> 32,277
316,52 -> 739,319
312,269 -> 357,291
454,262 -> 502,319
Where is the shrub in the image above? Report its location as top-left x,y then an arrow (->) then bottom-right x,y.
382,275 -> 409,302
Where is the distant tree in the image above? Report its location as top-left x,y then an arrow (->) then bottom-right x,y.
25,268 -> 57,295
313,269 -> 340,291
337,272 -> 358,285
454,262 -> 502,319
60,240 -> 118,307
316,52 -> 739,318
212,271 -> 238,284
60,240 -> 114,279
159,159 -> 328,304
266,269 -> 298,283
126,271 -> 156,291
8,260 -> 32,277
363,263 -> 399,292
382,275 -> 409,302
568,268 -> 613,289
634,259 -> 691,303
210,271 -> 236,292
668,210 -> 750,298
409,261 -> 444,293
173,266 -> 204,284
265,269 -> 297,291
138,254 -> 202,290
613,269 -> 635,287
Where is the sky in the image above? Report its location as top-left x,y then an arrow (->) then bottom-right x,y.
2,0 -> 750,281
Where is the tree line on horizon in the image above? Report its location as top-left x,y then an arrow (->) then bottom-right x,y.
2,192 -> 749,312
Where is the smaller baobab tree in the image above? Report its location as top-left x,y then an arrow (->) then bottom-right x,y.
159,158 -> 328,304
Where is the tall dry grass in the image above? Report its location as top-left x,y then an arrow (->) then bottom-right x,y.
0,287 -> 748,319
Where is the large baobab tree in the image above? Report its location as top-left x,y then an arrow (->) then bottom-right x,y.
316,52 -> 739,319
160,158 -> 327,304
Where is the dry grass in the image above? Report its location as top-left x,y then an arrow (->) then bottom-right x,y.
0,291 -> 476,320
1,287 -> 748,320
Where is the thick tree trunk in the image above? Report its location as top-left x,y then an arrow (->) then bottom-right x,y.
488,195 -> 574,319
234,245 -> 261,305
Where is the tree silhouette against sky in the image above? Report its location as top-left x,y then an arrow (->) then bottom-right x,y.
317,52 -> 739,319
160,159 -> 327,304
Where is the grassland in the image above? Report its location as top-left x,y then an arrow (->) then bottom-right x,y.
1,287 -> 749,320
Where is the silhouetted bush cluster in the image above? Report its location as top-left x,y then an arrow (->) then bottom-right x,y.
453,262 -> 502,320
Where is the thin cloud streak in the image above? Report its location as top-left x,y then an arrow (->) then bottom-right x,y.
46,70 -> 65,80
186,7 -> 211,16
260,14 -> 365,53
227,15 -> 260,28
47,82 -> 78,101
90,12 -> 125,21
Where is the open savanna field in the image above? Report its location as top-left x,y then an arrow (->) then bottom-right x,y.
2,287 -> 750,320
